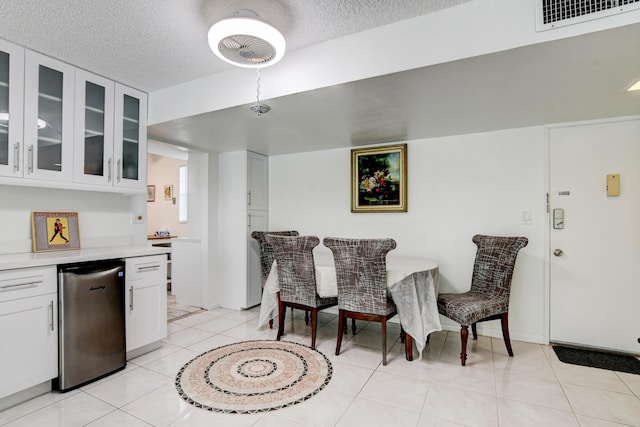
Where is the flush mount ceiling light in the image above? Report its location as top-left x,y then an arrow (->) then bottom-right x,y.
208,10 -> 286,68
628,80 -> 640,92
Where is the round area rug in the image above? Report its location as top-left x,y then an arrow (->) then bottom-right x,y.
175,340 -> 332,414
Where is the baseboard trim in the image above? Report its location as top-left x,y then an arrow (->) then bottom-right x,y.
0,381 -> 51,412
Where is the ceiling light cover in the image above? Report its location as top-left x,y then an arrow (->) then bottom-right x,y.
208,17 -> 286,68
628,80 -> 640,92
0,113 -> 46,129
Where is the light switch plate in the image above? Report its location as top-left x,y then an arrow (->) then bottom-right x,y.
606,174 -> 620,196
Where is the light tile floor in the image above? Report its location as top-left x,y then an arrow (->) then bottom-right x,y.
1,308 -> 640,427
167,293 -> 204,322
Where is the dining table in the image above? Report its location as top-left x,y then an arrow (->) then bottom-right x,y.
257,250 -> 441,360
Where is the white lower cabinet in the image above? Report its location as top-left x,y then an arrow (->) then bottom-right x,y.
125,255 -> 167,357
0,266 -> 57,400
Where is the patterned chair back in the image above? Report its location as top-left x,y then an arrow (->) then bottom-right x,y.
323,237 -> 396,315
469,234 -> 529,303
266,235 -> 320,307
251,230 -> 299,286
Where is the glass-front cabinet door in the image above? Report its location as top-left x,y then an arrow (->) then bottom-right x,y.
0,39 -> 24,178
113,84 -> 147,189
23,51 -> 74,181
73,69 -> 114,185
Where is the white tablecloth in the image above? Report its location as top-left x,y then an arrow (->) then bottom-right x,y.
257,251 -> 441,358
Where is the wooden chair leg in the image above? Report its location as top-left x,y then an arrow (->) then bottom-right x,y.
381,318 -> 387,366
305,310 -> 310,326
460,325 -> 469,366
351,318 -> 356,335
269,318 -> 273,329
336,310 -> 345,356
277,302 -> 287,341
501,313 -> 514,357
404,333 -> 414,361
471,323 -> 478,340
310,309 -> 318,350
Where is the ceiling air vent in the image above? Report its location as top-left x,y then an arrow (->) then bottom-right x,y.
536,0 -> 640,31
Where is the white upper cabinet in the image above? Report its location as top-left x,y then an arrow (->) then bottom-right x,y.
113,84 -> 147,190
0,38 -> 147,193
75,74 -> 147,190
0,39 -> 24,178
23,51 -> 75,182
73,69 -> 115,185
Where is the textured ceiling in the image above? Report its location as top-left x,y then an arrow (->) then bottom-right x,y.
0,0 -> 469,92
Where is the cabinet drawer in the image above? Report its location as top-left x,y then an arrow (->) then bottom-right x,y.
126,255 -> 167,282
0,266 -> 57,303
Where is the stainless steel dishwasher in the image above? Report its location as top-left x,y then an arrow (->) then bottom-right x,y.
56,259 -> 126,391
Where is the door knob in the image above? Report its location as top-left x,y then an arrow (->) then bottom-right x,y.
553,249 -> 564,257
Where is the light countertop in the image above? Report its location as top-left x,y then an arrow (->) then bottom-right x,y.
0,245 -> 171,271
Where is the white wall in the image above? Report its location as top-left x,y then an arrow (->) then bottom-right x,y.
269,126 -> 547,343
216,151 -> 249,310
204,151 -> 219,309
146,153 -> 187,236
0,185 -> 145,254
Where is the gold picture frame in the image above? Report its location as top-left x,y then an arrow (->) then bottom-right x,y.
147,185 -> 155,202
164,185 -> 173,200
351,144 -> 407,213
31,211 -> 81,252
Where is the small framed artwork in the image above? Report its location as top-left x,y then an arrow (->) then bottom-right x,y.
164,185 -> 173,200
147,185 -> 155,202
31,211 -> 81,252
351,143 -> 407,213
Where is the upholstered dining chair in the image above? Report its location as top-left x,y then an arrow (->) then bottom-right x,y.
266,234 -> 338,350
437,234 -> 528,366
323,237 -> 398,366
251,230 -> 299,329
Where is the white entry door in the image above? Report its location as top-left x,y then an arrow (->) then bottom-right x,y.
549,118 -> 640,354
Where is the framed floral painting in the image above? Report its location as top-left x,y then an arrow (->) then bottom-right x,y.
351,143 -> 407,213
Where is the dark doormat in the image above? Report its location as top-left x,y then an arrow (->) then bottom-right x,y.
552,345 -> 640,375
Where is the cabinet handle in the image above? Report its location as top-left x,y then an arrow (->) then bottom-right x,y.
129,286 -> 134,311
136,264 -> 160,272
248,213 -> 251,228
0,279 -> 41,291
28,145 -> 33,173
49,300 -> 54,331
13,142 -> 20,173
117,159 -> 121,182
247,191 -> 252,206
107,158 -> 112,182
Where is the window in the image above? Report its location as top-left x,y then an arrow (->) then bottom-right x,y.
179,166 -> 188,223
